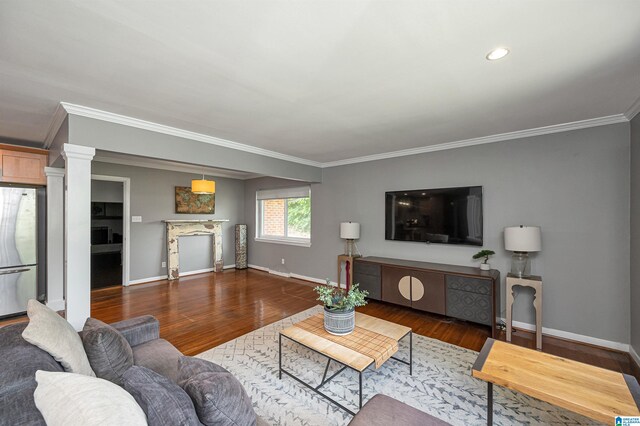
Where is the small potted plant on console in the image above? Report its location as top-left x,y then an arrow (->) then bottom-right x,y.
473,249 -> 495,271
315,280 -> 368,335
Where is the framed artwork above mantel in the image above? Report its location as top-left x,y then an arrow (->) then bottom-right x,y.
175,186 -> 215,214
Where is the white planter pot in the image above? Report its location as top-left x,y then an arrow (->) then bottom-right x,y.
480,263 -> 491,271
323,307 -> 355,335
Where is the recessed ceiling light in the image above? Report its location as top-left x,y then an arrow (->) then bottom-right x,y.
486,47 -> 510,61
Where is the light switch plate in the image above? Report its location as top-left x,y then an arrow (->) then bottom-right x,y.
131,216 -> 142,223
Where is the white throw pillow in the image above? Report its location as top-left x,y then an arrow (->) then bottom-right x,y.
21,299 -> 95,376
34,371 -> 147,426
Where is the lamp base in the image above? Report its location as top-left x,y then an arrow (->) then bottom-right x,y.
510,252 -> 531,277
344,240 -> 356,256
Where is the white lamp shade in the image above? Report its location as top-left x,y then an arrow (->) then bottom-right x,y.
340,222 -> 360,239
504,226 -> 541,252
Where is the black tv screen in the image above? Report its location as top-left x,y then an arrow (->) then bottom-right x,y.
385,186 -> 483,246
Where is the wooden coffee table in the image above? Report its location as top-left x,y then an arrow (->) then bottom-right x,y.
472,338 -> 640,424
279,312 -> 412,415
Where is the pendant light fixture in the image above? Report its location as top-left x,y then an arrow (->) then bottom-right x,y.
191,174 -> 215,195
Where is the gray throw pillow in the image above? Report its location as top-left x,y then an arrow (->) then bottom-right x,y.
81,318 -> 133,386
178,355 -> 229,376
178,356 -> 256,426
123,366 -> 201,426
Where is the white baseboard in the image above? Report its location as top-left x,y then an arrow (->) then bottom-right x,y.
502,317 -> 629,352
248,264 -> 269,272
46,299 -> 65,312
290,273 -> 341,288
128,264 -> 237,285
180,267 -> 214,277
268,270 -> 290,278
631,345 -> 640,368
248,264 -> 341,287
128,275 -> 168,285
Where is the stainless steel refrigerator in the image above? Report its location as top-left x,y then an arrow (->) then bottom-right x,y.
0,186 -> 44,317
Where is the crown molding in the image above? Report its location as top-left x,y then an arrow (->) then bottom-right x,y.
43,167 -> 65,178
48,102 -> 632,170
43,103 -> 68,149
59,102 -> 323,168
61,143 -> 95,161
625,95 -> 640,121
321,114 -> 629,168
92,153 -> 260,180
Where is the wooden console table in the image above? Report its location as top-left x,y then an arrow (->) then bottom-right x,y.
353,257 -> 500,337
337,254 -> 360,289
472,338 -> 640,424
506,274 -> 543,350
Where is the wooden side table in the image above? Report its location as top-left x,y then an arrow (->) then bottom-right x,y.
506,273 -> 543,350
337,254 -> 360,290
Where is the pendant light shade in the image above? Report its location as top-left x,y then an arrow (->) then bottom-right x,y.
191,175 -> 215,194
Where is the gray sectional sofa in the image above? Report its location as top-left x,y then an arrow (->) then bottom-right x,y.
0,315 -> 264,425
0,314 -> 444,426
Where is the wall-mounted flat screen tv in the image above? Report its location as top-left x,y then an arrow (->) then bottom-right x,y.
385,186 -> 483,246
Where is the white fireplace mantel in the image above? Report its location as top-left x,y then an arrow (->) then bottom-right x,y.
163,219 -> 229,280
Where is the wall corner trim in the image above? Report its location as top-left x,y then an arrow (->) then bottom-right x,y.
43,103 -> 68,149
625,95 -> 640,121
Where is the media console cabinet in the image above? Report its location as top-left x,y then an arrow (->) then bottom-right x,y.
353,256 -> 500,337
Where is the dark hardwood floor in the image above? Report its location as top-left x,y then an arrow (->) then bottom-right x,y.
2,268 -> 638,380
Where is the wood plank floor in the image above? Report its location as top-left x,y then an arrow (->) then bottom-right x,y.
3,268 -> 638,380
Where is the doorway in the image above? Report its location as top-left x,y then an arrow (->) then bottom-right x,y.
90,175 -> 130,288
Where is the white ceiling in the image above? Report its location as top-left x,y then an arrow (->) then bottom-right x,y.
1,0 -> 640,163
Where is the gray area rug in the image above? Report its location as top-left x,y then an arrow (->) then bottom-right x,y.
197,306 -> 600,426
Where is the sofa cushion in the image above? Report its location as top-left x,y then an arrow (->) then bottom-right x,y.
21,300 -> 95,376
123,366 -> 200,426
178,356 -> 255,426
110,316 -> 160,347
132,338 -> 182,383
178,355 -> 229,376
0,381 -> 46,425
348,394 -> 450,426
33,370 -> 147,426
0,322 -> 63,394
82,318 -> 134,386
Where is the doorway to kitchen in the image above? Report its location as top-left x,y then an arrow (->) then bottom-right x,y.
90,175 -> 130,288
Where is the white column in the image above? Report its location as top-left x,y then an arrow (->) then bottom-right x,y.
44,167 -> 65,312
62,144 -> 95,330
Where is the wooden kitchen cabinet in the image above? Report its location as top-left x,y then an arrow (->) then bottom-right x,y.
0,144 -> 48,185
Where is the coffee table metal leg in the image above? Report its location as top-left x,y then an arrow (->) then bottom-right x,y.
409,331 -> 413,375
320,358 -> 331,384
487,382 -> 493,425
359,371 -> 363,409
278,333 -> 282,380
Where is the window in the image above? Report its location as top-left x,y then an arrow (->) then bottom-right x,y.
256,186 -> 311,246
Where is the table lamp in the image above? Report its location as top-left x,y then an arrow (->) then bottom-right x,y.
340,222 -> 360,256
504,225 -> 541,277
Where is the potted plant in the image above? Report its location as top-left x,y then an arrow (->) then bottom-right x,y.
314,280 -> 368,335
473,249 -> 495,271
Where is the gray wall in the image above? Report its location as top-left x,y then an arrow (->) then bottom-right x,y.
631,114 -> 640,355
91,162 -> 245,281
91,180 -> 123,202
246,123 -> 631,344
69,115 -> 322,182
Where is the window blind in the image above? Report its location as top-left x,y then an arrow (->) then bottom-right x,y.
256,186 -> 310,200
